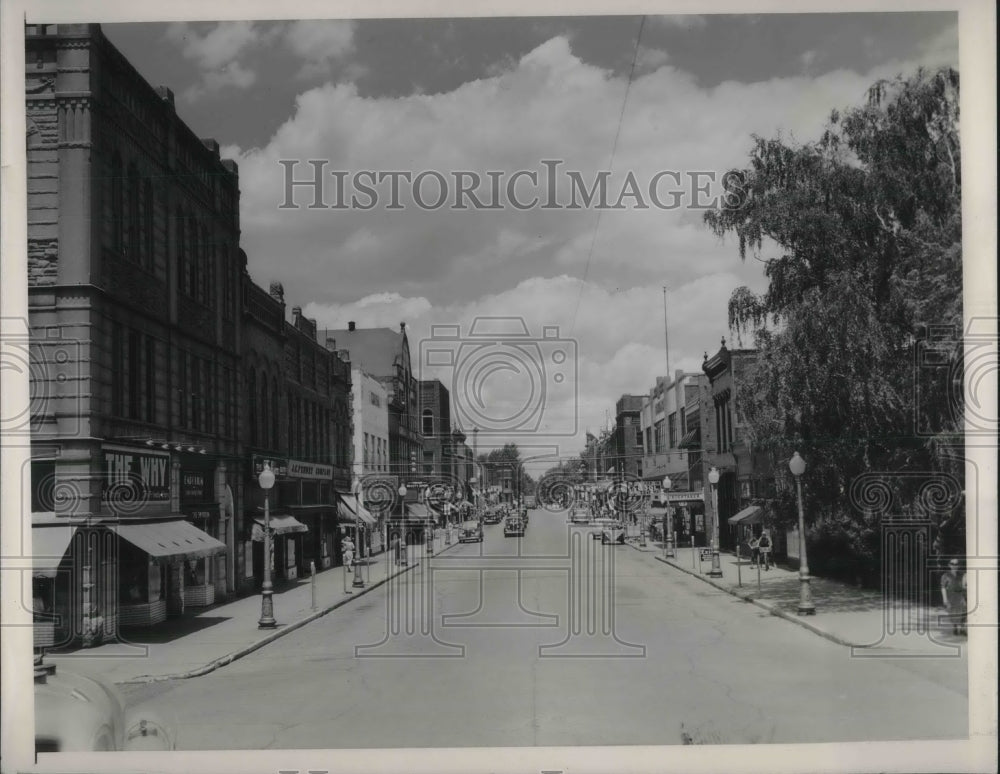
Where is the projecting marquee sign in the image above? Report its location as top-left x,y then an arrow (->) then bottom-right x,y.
287,459 -> 334,480
251,455 -> 289,479
102,444 -> 170,506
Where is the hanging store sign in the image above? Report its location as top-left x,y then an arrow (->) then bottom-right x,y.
661,491 -> 704,503
181,470 -> 214,503
251,455 -> 289,479
287,459 -> 334,480
102,444 -> 170,507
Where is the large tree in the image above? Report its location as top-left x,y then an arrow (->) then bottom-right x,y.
703,67 -> 962,581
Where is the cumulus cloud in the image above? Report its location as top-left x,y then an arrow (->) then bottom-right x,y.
284,20 -> 358,80
230,32 -> 950,455
167,21 -> 269,100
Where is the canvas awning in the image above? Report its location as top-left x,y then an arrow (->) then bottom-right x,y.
728,505 -> 763,526
32,523 -> 77,577
337,495 -> 376,526
405,502 -> 431,520
253,514 -> 309,538
114,518 -> 226,561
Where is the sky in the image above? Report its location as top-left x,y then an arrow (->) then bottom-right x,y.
102,12 -> 958,473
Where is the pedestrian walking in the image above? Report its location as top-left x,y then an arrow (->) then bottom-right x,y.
758,529 -> 772,570
390,534 -> 401,566
940,559 -> 967,635
341,535 -> 355,569
748,530 -> 760,567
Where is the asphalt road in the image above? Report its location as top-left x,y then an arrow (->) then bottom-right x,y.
121,509 -> 968,749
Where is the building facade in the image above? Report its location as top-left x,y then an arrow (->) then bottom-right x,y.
418,379 -> 453,480
26,24 -> 243,645
611,395 -> 644,479
351,365 -> 390,550
701,340 -> 775,551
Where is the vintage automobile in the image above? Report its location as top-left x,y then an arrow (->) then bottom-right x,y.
459,520 -> 484,543
600,520 -> 626,545
504,517 -> 526,537
483,509 -> 503,525
34,655 -> 174,753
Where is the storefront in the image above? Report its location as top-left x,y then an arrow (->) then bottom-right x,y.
336,493 -> 377,561
654,491 -> 707,548
114,517 -> 226,626
178,457 -> 223,607
31,518 -> 77,649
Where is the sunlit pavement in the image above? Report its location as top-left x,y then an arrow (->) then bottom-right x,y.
119,509 -> 968,749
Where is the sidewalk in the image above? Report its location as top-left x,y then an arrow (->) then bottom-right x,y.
632,537 -> 967,657
46,531 -> 461,685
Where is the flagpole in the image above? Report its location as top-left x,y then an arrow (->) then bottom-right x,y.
663,286 -> 670,377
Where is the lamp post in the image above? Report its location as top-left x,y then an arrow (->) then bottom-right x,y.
397,484 -> 408,566
257,463 -> 277,628
352,515 -> 365,588
707,466 -> 723,577
789,452 -> 815,615
662,476 -> 675,557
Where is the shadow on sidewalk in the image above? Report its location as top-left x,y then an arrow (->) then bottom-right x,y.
119,615 -> 232,644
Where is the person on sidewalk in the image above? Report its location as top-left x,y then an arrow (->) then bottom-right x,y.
746,529 -> 760,567
940,559 -> 967,636
758,529 -> 772,570
341,535 -> 356,570
390,534 -> 401,566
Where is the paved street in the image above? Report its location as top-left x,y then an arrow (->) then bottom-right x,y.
118,508 -> 968,749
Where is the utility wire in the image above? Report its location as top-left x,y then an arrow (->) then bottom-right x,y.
570,14 -> 647,334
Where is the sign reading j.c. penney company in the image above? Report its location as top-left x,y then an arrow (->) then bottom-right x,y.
102,444 -> 170,505
287,459 -> 334,480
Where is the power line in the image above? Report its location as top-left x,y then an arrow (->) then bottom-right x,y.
570,14 -> 647,334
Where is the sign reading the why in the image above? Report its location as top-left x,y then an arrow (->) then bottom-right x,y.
287,459 -> 334,480
102,444 -> 170,506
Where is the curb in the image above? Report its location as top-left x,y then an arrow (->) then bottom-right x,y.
653,555 -> 866,648
117,558 -> 422,685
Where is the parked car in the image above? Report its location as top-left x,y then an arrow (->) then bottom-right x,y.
34,656 -> 174,753
504,518 -> 526,537
601,520 -> 626,545
483,509 -> 503,525
459,520 -> 484,543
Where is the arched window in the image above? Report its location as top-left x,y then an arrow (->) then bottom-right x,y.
247,367 -> 257,447
422,408 -> 434,436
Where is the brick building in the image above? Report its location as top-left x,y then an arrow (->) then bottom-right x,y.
25,24 -> 243,645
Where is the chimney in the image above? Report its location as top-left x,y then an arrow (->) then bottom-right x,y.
292,306 -> 302,321
269,282 -> 284,303
326,337 -> 337,351
400,322 -> 406,333
155,86 -> 175,107
348,321 -> 356,332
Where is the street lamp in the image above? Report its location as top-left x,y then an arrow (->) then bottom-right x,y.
397,484 -> 408,566
662,476 -> 675,557
789,452 -> 815,615
707,466 -> 723,577
257,463 -> 277,628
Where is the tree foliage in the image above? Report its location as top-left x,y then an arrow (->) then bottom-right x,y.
703,67 -> 962,568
